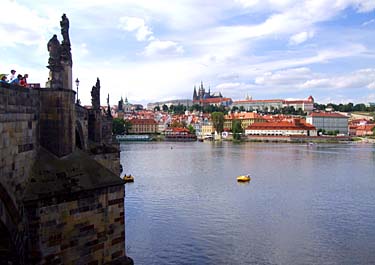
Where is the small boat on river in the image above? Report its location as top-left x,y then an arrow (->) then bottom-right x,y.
123,174 -> 134,183
237,175 -> 251,182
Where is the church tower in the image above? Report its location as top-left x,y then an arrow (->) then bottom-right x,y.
198,81 -> 205,100
193,85 -> 197,101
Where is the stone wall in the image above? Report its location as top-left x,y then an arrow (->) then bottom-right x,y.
25,186 -> 126,264
91,152 -> 121,176
0,85 -> 39,209
0,85 -> 40,263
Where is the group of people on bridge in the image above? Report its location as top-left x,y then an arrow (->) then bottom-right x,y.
0,69 -> 29,87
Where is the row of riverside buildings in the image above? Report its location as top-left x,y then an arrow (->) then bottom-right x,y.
106,101 -> 373,138
105,83 -> 374,138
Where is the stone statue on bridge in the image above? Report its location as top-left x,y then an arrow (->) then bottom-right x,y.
91,78 -> 101,110
60,13 -> 72,66
46,34 -> 63,88
47,34 -> 62,71
107,93 -> 112,117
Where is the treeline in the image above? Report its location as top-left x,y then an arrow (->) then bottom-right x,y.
154,103 -> 227,114
314,103 -> 375,112
153,102 -> 374,115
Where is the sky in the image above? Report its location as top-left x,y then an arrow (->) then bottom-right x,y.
1,0 -> 375,106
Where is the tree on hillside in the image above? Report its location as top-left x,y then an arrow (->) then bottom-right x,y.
162,104 -> 169,112
154,105 -> 160,112
112,118 -> 125,135
190,104 -> 202,112
354,103 -> 366,112
231,106 -> 239,112
211,112 -> 224,134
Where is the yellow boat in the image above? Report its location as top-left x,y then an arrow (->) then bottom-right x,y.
237,175 -> 251,182
123,175 -> 134,183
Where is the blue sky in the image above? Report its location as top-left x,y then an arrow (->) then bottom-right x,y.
1,0 -> 375,106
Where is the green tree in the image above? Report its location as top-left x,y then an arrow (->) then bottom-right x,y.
188,124 -> 196,134
173,104 -> 186,114
112,118 -> 125,135
354,103 -> 366,112
239,106 -> 245,112
232,120 -> 243,140
190,104 -> 202,112
169,104 -> 175,113
124,119 -> 132,134
231,106 -> 239,112
162,104 -> 169,112
211,112 -> 224,134
154,105 -> 160,112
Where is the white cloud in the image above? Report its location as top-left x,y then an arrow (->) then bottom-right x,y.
255,67 -> 312,85
366,82 -> 375,90
289,31 -> 315,45
355,1 -> 375,12
143,40 -> 184,57
301,68 -> 375,90
215,82 -> 242,90
362,19 -> 375,27
119,16 -> 153,41
0,1 -> 54,48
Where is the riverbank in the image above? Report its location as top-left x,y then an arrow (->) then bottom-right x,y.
243,135 -> 351,143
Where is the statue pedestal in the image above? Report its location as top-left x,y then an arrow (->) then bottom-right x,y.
62,63 -> 72,90
46,71 -> 63,89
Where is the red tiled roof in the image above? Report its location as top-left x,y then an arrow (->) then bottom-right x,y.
130,118 -> 157,125
356,124 -> 375,131
284,100 -> 313,104
309,112 -> 348,118
166,127 -> 190,133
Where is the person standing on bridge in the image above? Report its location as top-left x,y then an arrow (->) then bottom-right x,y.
0,75 -> 8,83
20,74 -> 28,87
8,69 -> 16,81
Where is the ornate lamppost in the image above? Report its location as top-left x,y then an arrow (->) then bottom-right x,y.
75,78 -> 80,104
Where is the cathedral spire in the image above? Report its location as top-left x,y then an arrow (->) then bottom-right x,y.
193,85 -> 197,101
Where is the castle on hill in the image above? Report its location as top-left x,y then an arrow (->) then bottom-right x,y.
193,81 -> 223,101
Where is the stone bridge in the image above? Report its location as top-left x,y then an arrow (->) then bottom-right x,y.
0,81 -> 131,264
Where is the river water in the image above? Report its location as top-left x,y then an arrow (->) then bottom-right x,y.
121,142 -> 375,265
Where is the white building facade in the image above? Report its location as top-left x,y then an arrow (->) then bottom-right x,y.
306,112 -> 349,134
